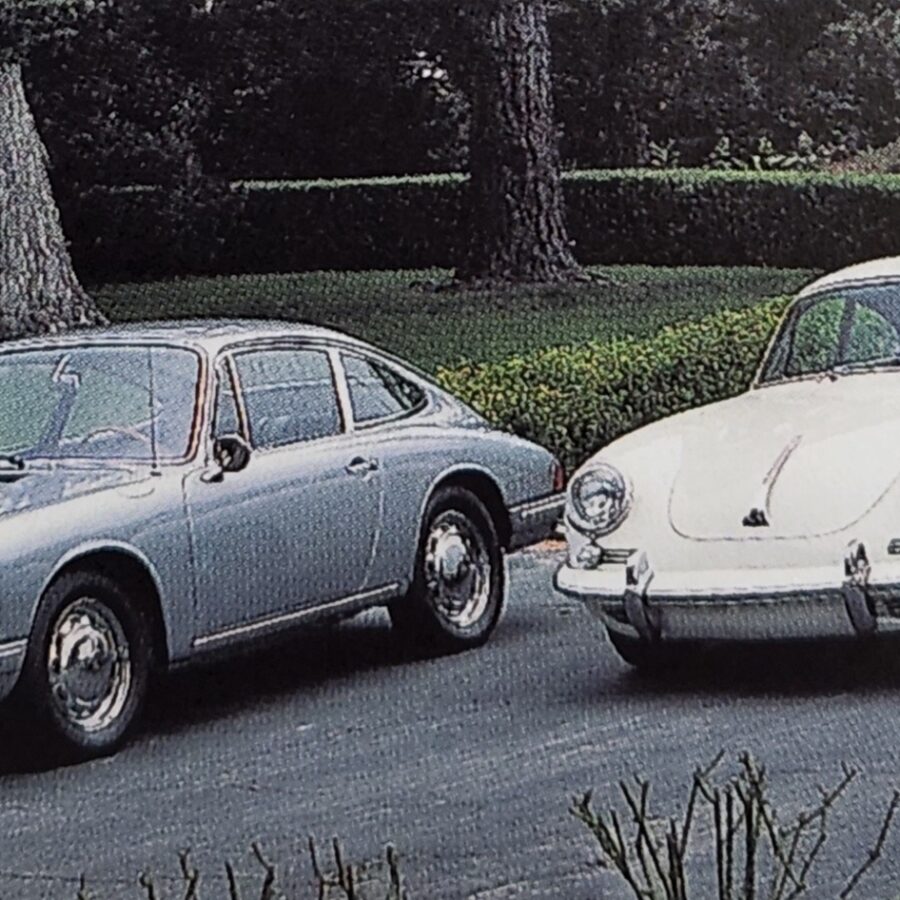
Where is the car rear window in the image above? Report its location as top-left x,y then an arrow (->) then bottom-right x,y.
342,353 -> 425,425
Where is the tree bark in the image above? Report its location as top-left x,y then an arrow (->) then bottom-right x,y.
0,62 -> 105,340
457,0 -> 581,286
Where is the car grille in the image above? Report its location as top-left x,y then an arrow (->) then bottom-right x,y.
600,548 -> 635,565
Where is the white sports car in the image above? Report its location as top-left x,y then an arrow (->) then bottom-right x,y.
555,257 -> 900,667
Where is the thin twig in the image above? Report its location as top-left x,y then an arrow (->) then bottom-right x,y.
138,871 -> 158,900
251,842 -> 276,900
635,780 -> 659,896
386,844 -> 404,900
840,790 -> 900,898
225,861 -> 241,900
622,779 -> 673,900
611,808 -> 645,898
725,788 -> 734,900
785,825 -> 827,900
714,790 -> 725,900
178,849 -> 200,900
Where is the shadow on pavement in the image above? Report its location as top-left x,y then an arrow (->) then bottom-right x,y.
0,599 -> 541,775
603,637 -> 900,698
0,615 -> 405,775
143,614 -> 406,733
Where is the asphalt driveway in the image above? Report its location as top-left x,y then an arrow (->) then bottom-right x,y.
3,548 -> 900,898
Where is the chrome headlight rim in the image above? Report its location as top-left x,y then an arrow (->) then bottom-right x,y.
566,462 -> 632,537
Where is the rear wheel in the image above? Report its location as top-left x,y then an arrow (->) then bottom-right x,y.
390,487 -> 505,655
13,570 -> 153,762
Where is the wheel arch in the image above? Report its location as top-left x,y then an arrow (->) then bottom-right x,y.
423,466 -> 512,549
40,542 -> 170,666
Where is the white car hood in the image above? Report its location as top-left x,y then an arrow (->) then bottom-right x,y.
668,374 -> 900,540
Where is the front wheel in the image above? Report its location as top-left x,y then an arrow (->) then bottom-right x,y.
12,571 -> 153,763
390,487 -> 505,655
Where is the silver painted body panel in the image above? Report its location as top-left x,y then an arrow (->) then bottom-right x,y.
0,320 -> 562,702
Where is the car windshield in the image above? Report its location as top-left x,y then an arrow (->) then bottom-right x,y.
759,281 -> 900,384
0,344 -> 200,462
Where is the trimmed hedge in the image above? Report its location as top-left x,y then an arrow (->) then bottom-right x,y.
436,297 -> 789,470
69,169 -> 900,279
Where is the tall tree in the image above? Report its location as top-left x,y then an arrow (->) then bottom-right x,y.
0,2 -> 105,340
454,0 -> 581,285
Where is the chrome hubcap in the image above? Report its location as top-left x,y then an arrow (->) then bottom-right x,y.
425,511 -> 491,628
47,598 -> 131,733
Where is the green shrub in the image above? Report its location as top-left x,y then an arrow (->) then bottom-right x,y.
565,168 -> 900,270
437,297 -> 789,470
71,168 -> 900,279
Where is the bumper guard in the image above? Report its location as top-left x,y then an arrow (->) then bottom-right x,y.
842,540 -> 877,635
623,551 -> 659,641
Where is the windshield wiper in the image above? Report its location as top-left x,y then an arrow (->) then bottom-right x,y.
0,453 -> 25,470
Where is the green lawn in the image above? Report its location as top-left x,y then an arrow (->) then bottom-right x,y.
93,266 -> 814,371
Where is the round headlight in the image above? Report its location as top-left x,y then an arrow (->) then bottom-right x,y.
568,463 -> 631,536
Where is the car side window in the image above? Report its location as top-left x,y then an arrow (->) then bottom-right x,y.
342,353 -> 425,425
844,304 -> 900,366
232,347 -> 342,449
785,296 -> 846,378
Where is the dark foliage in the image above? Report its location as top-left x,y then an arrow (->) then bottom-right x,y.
20,1 -> 900,184
67,169 -> 900,280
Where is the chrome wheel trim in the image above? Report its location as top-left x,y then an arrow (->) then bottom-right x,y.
424,510 -> 492,629
47,597 -> 132,734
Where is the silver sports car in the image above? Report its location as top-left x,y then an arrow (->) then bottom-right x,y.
0,320 -> 563,760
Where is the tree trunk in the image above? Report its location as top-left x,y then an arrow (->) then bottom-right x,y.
457,0 -> 581,286
0,62 -> 105,340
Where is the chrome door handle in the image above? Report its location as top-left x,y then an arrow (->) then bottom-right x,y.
346,456 -> 378,475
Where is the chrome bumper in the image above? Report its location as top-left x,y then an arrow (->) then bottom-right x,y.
555,543 -> 897,643
0,638 -> 26,702
509,494 -> 565,551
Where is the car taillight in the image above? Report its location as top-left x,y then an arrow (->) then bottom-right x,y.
551,458 -> 566,493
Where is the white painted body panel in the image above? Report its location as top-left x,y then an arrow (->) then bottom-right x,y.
556,257 -> 900,645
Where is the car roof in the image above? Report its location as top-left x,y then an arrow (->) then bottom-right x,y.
799,256 -> 900,298
0,318 -> 375,356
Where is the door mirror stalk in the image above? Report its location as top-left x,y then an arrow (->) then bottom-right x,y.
202,434 -> 252,483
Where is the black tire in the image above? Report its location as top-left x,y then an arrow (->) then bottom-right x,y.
390,487 -> 505,655
12,570 -> 154,763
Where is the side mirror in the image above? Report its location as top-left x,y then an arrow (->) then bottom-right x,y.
203,433 -> 251,482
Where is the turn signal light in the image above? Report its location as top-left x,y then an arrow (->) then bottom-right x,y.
551,458 -> 566,493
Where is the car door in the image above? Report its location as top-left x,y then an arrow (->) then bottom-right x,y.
184,343 -> 383,644
336,350 -> 431,588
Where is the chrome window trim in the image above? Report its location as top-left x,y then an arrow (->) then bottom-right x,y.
329,346 -> 356,434
221,340 -> 347,452
753,276 -> 900,390
338,349 -> 429,431
209,355 -> 249,447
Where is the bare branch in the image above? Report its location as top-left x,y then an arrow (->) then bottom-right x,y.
621,779 -> 673,900
225,861 -> 241,900
840,790 -> 900,899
